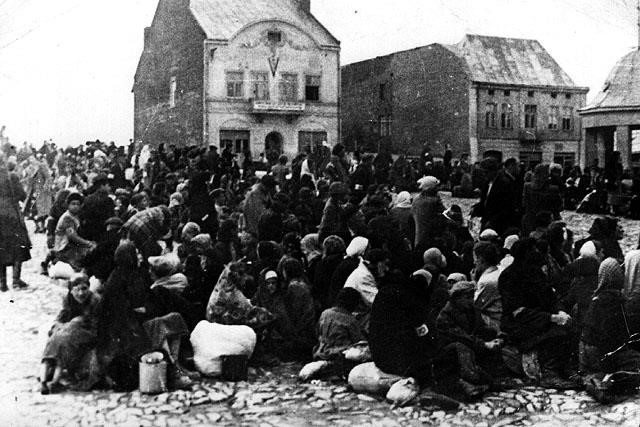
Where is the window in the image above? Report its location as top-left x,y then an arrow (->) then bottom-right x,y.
504,90 -> 511,96
251,72 -> 269,101
268,31 -> 282,44
524,104 -> 537,129
485,103 -> 497,128
169,76 -> 177,108
488,89 -> 495,96
501,103 -> 513,129
279,73 -> 298,102
519,151 -> 543,171
226,71 -> 244,98
305,75 -> 320,102
379,116 -> 392,136
298,131 -> 327,154
379,83 -> 386,100
633,129 -> 640,153
565,93 -> 572,100
220,130 -> 250,154
551,92 -> 558,99
554,152 -> 575,169
548,106 -> 559,130
562,107 -> 573,131
528,91 -> 535,97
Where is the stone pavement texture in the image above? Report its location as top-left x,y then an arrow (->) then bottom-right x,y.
1,196 -> 640,426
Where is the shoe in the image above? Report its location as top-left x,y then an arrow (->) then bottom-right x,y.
39,382 -> 49,395
170,375 -> 193,390
522,351 -> 541,382
13,279 -> 28,289
0,283 -> 7,292
46,381 -> 63,394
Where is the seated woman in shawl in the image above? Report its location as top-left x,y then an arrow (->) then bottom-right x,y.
98,241 -> 192,391
314,287 -> 365,361
581,258 -> 640,401
40,274 -> 100,394
148,253 -> 188,295
624,249 -> 640,333
253,258 -> 316,361
183,234 -> 224,308
54,192 -> 96,270
581,258 -> 640,373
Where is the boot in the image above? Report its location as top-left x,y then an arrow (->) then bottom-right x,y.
0,270 -> 7,292
12,263 -> 28,290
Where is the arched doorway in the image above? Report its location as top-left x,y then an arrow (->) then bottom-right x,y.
265,131 -> 283,165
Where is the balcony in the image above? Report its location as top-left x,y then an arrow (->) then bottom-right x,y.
252,100 -> 305,115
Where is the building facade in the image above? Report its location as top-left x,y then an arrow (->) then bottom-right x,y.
133,0 -> 340,158
579,49 -> 640,173
341,35 -> 588,169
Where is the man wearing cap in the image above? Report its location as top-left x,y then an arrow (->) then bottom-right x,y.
243,175 -> 276,236
318,182 -> 357,244
411,176 -> 445,255
78,173 -> 115,242
350,154 -> 374,204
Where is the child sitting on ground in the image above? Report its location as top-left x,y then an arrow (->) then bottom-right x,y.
40,274 -> 100,394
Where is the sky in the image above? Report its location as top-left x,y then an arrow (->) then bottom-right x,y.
0,0 -> 638,147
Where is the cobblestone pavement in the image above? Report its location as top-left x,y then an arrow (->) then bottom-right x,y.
2,199 -> 640,426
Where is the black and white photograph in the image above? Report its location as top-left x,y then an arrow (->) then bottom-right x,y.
2,0 -> 640,425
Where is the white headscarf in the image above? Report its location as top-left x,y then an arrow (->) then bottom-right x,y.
394,191 -> 412,209
346,236 -> 369,258
578,241 -> 597,259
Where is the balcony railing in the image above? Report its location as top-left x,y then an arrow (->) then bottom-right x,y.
252,100 -> 305,114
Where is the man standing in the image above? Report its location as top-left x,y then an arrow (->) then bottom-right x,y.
243,175 -> 276,236
318,182 -> 357,244
473,157 -> 521,235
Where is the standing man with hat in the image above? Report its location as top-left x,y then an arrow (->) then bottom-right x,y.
411,176 -> 445,261
318,182 -> 357,244
79,173 -> 115,243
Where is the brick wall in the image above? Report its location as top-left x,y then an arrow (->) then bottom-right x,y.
341,44 -> 470,157
133,0 -> 205,147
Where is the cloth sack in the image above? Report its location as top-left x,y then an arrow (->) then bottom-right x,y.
348,362 -> 404,395
298,361 -> 331,381
49,261 -> 74,279
189,321 -> 256,377
386,377 -> 419,405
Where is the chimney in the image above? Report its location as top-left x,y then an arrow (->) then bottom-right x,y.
144,27 -> 151,49
298,0 -> 310,13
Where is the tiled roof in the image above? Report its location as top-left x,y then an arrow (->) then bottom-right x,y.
444,34 -> 579,88
189,0 -> 339,46
582,49 -> 640,111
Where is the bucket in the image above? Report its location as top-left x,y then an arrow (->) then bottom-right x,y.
220,355 -> 248,381
139,352 -> 168,394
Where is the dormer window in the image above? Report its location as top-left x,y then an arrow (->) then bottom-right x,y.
268,31 -> 282,44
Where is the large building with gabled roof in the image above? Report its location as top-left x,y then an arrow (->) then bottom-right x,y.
133,0 -> 340,158
341,34 -> 588,169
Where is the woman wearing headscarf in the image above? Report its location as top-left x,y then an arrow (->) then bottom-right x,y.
300,233 -> 322,284
573,217 -> 623,263
98,241 -> 193,390
0,152 -> 31,291
328,236 -> 369,309
28,157 -> 53,233
580,258 -> 640,375
562,240 -> 603,338
254,258 -> 316,361
390,191 -> 412,242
